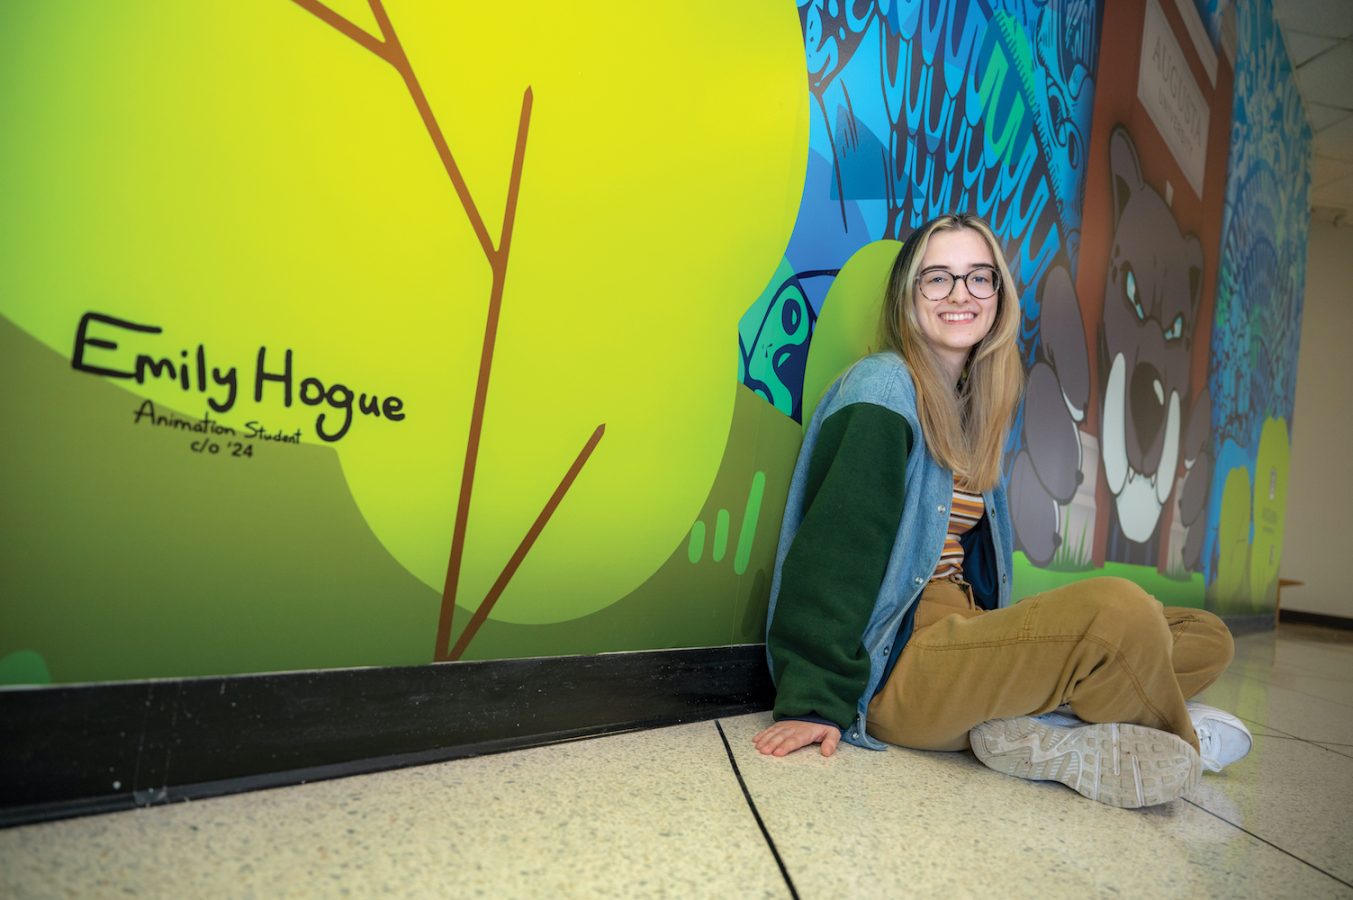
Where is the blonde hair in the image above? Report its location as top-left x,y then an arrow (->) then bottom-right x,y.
879,214 -> 1025,492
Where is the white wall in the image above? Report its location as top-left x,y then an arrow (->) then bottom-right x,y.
1281,218 -> 1353,618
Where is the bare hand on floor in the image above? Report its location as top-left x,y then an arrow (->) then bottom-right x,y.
753,720 -> 841,757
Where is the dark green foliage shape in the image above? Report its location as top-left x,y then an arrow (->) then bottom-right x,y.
0,316 -> 802,681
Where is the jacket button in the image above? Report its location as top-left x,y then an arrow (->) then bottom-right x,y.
937,505 -> 945,513
914,576 -> 923,585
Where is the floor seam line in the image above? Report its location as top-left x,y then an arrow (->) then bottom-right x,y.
1182,798 -> 1353,889
1234,715 -> 1353,751
1234,713 -> 1303,740
1250,732 -> 1353,756
1227,669 -> 1353,712
715,720 -> 800,900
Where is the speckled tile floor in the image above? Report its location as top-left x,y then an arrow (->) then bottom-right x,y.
2,624 -> 1351,898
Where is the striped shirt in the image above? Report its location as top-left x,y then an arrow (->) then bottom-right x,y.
931,477 -> 985,580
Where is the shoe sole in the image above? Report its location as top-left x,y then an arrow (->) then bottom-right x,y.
970,718 -> 1201,809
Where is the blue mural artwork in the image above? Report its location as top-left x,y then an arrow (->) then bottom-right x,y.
1191,0 -> 1228,50
739,0 -> 1103,422
1204,0 -> 1309,606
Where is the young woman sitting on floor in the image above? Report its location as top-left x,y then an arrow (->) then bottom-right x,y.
754,213 -> 1251,808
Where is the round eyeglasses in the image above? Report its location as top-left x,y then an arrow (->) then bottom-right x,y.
916,266 -> 1000,301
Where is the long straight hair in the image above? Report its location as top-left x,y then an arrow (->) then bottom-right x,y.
879,214 -> 1024,492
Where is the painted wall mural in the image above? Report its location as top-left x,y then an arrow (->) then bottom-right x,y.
0,0 -> 1309,686
1012,0 -> 1238,608
1205,0 -> 1310,613
741,0 -> 1102,420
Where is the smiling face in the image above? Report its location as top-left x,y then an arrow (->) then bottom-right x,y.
911,227 -> 999,382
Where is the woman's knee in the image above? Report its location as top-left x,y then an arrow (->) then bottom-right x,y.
1066,577 -> 1168,637
1184,608 -> 1236,668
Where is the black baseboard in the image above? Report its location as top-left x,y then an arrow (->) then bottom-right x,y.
1221,613 -> 1278,636
1279,609 -> 1353,630
0,645 -> 775,828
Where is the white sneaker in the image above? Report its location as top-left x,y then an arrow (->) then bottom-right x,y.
1187,702 -> 1253,772
970,716 -> 1201,809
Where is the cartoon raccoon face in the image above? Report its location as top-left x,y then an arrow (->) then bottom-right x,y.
1100,127 -> 1203,544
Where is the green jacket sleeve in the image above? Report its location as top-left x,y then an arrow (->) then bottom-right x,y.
767,402 -> 912,729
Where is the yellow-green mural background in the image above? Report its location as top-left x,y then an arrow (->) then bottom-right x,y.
1,0 -> 809,681
0,0 -> 1309,685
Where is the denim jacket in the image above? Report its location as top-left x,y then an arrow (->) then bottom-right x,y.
765,352 -> 1014,750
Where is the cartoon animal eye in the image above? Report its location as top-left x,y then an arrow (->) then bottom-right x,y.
1124,267 -> 1145,320
1164,315 -> 1184,341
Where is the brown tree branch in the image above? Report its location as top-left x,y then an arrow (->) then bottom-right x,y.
434,88 -> 534,662
493,88 -> 533,262
449,424 -> 607,661
290,0 -> 495,258
290,0 -> 390,62
365,0 -> 496,259
293,1 -> 599,662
